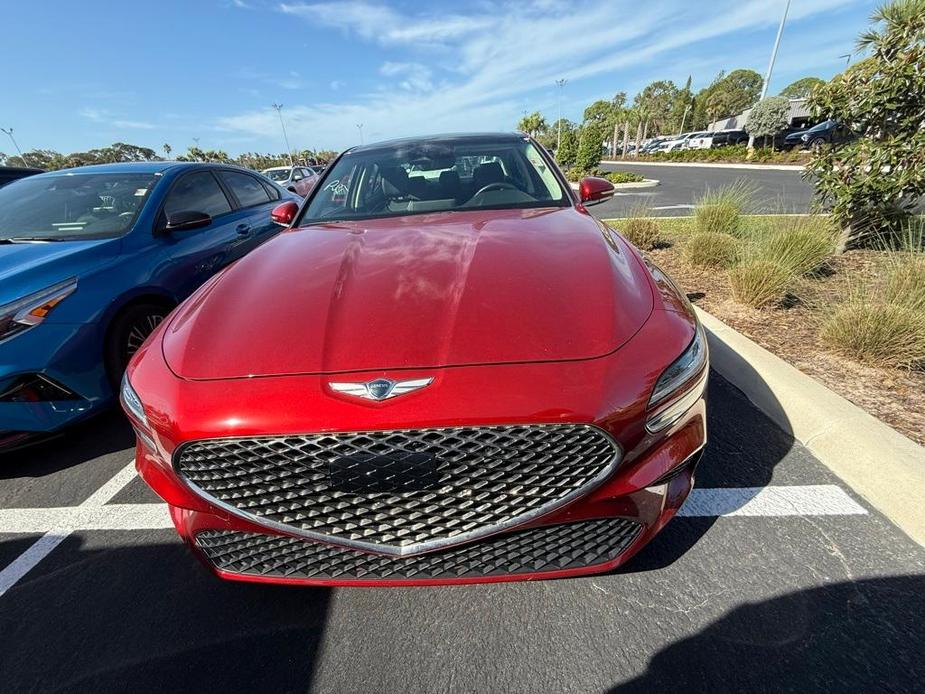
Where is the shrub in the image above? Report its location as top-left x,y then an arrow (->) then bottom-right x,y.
683,232 -> 740,268
729,259 -> 792,308
885,256 -> 925,313
821,301 -> 925,368
604,170 -> 644,184
575,123 -> 605,173
620,217 -> 661,250
744,96 -> 790,143
752,216 -> 838,275
694,182 -> 755,236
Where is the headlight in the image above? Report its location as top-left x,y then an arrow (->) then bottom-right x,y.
801,134 -> 809,141
646,326 -> 708,433
120,374 -> 158,451
0,278 -> 78,344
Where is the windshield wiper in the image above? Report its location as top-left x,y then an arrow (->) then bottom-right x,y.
0,237 -> 68,243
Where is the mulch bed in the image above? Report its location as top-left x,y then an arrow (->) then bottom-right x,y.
648,246 -> 925,446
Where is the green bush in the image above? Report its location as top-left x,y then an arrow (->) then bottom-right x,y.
751,216 -> 837,275
729,259 -> 792,308
821,301 -> 925,368
575,123 -> 605,173
683,232 -> 740,268
620,217 -> 661,250
604,171 -> 644,184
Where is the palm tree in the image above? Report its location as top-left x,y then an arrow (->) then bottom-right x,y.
163,143 -> 172,159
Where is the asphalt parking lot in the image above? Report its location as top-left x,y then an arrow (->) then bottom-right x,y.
591,163 -> 814,219
1,373 -> 923,693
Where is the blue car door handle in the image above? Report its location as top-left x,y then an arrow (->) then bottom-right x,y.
236,224 -> 251,236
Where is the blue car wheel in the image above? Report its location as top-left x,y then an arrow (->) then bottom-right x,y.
103,302 -> 169,387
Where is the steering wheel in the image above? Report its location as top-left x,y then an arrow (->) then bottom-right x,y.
472,181 -> 519,198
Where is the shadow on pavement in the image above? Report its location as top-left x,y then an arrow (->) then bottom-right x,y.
0,409 -> 134,480
609,574 -> 925,692
0,536 -> 331,694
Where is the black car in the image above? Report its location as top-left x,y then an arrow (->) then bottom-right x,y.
794,120 -> 856,149
711,130 -> 749,147
0,166 -> 43,188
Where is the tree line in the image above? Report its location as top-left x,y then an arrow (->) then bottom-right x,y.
519,70 -> 825,171
0,143 -> 339,172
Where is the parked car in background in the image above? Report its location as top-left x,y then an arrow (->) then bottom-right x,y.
798,120 -> 856,149
639,137 -> 668,154
686,133 -> 715,150
655,132 -> 709,153
781,127 -> 810,150
710,130 -> 749,148
0,166 -> 43,189
123,132 -> 707,587
261,165 -> 320,196
0,162 -> 299,450
308,164 -> 326,175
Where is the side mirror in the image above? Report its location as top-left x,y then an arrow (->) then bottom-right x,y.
578,176 -> 616,205
162,210 -> 212,233
271,200 -> 299,226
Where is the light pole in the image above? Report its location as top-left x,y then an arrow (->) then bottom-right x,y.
1,127 -> 28,165
678,104 -> 691,137
748,0 -> 791,152
555,78 -> 567,151
272,104 -> 294,166
356,123 -> 364,145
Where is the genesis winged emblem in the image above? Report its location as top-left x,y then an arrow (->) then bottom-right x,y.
329,377 -> 433,401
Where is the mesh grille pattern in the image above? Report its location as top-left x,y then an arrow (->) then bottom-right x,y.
175,425 -> 620,552
196,518 -> 641,580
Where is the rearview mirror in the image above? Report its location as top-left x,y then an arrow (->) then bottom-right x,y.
578,176 -> 615,205
271,200 -> 299,226
162,210 -> 212,233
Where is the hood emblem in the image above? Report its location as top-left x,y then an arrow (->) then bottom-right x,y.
330,377 -> 433,401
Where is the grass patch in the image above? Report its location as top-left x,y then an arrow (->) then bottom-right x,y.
729,260 -> 792,308
821,301 -> 925,369
885,257 -> 925,312
620,217 -> 661,250
683,232 -> 740,268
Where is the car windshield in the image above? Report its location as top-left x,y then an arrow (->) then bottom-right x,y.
263,169 -> 291,182
0,172 -> 158,241
807,120 -> 835,132
299,136 -> 568,224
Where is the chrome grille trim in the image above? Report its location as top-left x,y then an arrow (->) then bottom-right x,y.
174,424 -> 623,557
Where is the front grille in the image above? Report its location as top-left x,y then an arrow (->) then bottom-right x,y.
175,424 -> 621,554
195,518 -> 641,581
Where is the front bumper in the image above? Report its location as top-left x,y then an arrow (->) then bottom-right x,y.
0,323 -> 109,442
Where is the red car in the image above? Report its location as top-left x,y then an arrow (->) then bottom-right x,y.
122,133 -> 707,586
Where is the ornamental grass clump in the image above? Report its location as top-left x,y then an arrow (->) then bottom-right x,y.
683,232 -> 740,268
885,257 -> 925,313
694,181 -> 755,236
620,216 -> 661,251
728,259 -> 792,308
752,216 -> 838,275
821,300 -> 925,369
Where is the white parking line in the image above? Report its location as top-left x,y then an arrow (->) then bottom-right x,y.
0,483 -> 868,597
0,459 -> 138,598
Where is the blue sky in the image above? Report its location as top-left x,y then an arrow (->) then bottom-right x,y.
0,0 -> 876,156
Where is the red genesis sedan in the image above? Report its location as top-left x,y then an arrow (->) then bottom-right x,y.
122,133 -> 708,586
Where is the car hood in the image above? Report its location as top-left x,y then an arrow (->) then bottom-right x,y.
0,239 -> 114,305
163,207 -> 655,379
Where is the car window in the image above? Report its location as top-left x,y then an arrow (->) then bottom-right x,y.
164,171 -> 231,219
220,171 -> 272,208
261,181 -> 281,200
300,137 -> 568,224
292,169 -> 303,181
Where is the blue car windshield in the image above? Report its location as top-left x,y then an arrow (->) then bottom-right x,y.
0,173 -> 158,241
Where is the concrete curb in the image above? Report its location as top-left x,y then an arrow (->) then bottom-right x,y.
568,178 -> 659,191
602,160 -> 805,172
697,307 -> 925,546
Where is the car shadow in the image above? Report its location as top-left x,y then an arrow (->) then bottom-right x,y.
608,575 -> 925,692
0,535 -> 332,694
0,408 -> 135,480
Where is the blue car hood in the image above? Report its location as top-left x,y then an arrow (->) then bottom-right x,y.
0,239 -> 116,306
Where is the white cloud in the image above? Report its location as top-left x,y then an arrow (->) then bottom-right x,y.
79,107 -> 157,130
216,0 -> 865,149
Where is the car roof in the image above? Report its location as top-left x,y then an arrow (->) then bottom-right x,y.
31,161 -> 252,177
348,132 -> 527,154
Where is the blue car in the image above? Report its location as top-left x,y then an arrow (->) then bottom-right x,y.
0,161 -> 298,449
